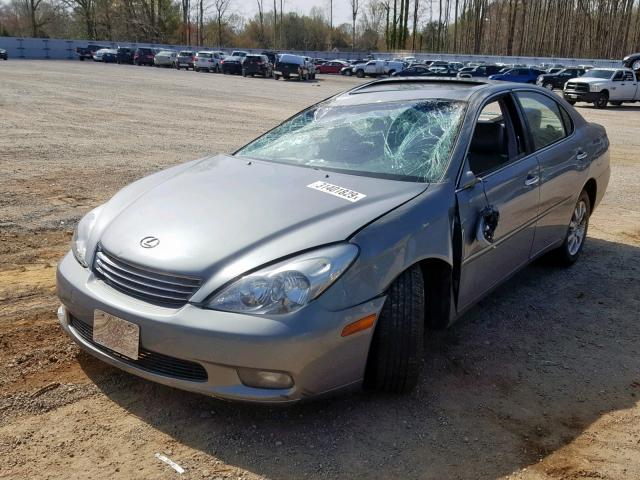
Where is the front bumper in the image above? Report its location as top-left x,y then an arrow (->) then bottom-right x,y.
56,252 -> 384,403
563,90 -> 600,102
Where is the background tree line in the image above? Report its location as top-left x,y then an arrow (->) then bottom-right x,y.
1,0 -> 639,59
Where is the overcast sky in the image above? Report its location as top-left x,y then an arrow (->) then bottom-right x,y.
234,0 -> 354,26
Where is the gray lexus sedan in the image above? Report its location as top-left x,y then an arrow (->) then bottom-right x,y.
57,78 -> 610,403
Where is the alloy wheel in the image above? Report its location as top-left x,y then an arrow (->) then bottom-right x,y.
567,200 -> 588,255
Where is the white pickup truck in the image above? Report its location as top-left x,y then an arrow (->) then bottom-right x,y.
563,67 -> 639,109
353,60 -> 405,78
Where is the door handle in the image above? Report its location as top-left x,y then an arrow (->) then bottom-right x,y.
577,152 -> 588,160
524,175 -> 539,186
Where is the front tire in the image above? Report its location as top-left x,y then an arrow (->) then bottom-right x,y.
594,92 -> 609,109
610,100 -> 623,106
544,83 -> 554,90
356,69 -> 365,78
364,265 -> 425,393
552,190 -> 591,266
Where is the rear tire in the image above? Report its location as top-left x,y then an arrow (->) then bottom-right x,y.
610,100 -> 623,106
551,190 -> 591,266
356,69 -> 364,78
364,265 -> 425,394
566,99 -> 576,105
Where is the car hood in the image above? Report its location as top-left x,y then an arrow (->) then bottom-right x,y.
92,154 -> 427,295
569,76 -> 608,84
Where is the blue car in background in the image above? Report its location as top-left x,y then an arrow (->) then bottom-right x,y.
489,67 -> 547,83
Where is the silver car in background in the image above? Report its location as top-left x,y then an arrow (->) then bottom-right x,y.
154,50 -> 177,68
57,78 -> 609,403
195,51 -> 225,72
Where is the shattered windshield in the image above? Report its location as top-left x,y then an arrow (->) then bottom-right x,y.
236,100 -> 466,182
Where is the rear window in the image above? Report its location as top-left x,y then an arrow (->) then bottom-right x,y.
236,100 -> 466,182
179,51 -> 194,56
198,53 -> 212,58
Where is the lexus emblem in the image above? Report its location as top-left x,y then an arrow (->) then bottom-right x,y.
140,236 -> 160,248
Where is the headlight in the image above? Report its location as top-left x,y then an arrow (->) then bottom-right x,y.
71,206 -> 102,267
206,244 -> 359,315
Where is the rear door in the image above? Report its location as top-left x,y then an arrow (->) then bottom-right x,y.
514,90 -> 585,256
456,94 -> 540,310
620,70 -> 638,100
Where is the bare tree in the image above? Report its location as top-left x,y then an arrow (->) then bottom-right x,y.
256,0 -> 265,46
212,0 -> 231,47
351,0 -> 359,52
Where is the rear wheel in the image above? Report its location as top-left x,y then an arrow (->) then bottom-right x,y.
356,69 -> 365,78
544,83 -> 554,90
594,92 -> 609,109
610,100 -> 623,106
566,99 -> 576,105
274,74 -> 280,80
551,190 -> 591,266
364,265 -> 425,394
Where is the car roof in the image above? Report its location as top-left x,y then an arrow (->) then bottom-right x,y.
332,78 -> 494,106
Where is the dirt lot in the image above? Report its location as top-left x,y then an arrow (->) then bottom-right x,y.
0,60 -> 639,480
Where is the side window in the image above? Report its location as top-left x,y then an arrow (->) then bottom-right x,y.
516,92 -> 568,151
624,71 -> 634,81
467,98 -> 517,176
613,71 -> 624,81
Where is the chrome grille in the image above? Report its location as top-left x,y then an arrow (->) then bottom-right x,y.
565,82 -> 589,92
93,247 -> 202,307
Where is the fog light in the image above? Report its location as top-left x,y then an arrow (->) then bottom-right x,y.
57,305 -> 67,323
237,368 -> 294,389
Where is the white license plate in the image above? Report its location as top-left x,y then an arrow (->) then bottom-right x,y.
93,310 -> 140,359
568,94 -> 578,99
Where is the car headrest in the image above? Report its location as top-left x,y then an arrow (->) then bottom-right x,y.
524,108 -> 541,130
470,122 -> 505,154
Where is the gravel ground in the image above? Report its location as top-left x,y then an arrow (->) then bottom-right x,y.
0,60 -> 639,480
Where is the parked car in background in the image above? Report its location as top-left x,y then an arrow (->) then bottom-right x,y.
57,77 -> 609,403
489,67 -> 546,83
195,51 -> 225,72
317,60 -> 350,74
116,47 -> 134,64
93,48 -> 111,62
623,52 -> 640,71
76,44 -> 108,61
563,67 -> 640,108
536,68 -> 586,90
302,57 -> 317,77
392,65 -> 431,76
242,54 -> 273,77
274,54 -> 312,80
354,59 -> 404,78
154,50 -> 177,68
457,64 -> 503,79
262,51 -> 277,65
101,49 -> 118,63
231,50 -> 248,58
221,55 -> 243,74
340,60 -> 367,76
176,50 -> 196,70
134,47 -> 156,66
0,48 -> 8,60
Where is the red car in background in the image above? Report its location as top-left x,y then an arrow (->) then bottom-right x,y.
316,60 -> 350,74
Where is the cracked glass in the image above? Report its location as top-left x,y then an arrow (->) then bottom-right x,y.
236,100 -> 466,182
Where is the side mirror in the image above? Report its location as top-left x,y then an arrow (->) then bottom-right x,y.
459,170 -> 480,190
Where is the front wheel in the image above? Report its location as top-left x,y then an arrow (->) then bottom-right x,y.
274,74 -> 280,80
610,100 -> 623,106
364,265 -> 425,393
356,69 -> 365,78
566,99 -> 576,105
594,92 -> 609,109
544,83 -> 554,90
551,190 -> 591,266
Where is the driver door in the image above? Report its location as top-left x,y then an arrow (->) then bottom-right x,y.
456,94 -> 540,311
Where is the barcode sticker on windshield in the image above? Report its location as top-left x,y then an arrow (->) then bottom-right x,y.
307,181 -> 366,203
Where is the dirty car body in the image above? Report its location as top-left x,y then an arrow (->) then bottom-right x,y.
57,78 -> 610,403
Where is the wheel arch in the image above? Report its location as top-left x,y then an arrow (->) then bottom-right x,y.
583,177 -> 597,212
